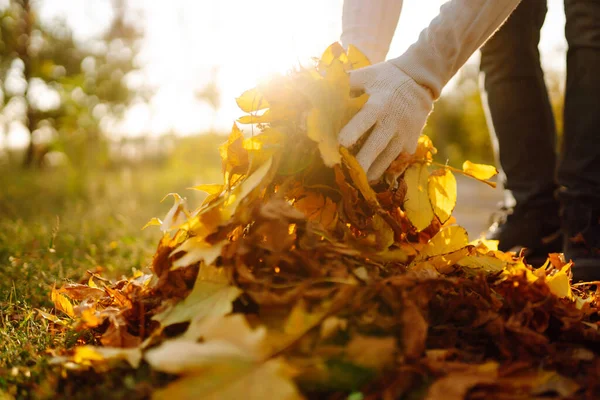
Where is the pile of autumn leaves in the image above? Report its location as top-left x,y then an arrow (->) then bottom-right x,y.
48,44 -> 600,399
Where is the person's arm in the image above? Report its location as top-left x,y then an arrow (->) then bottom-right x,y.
339,0 -> 522,181
340,0 -> 403,64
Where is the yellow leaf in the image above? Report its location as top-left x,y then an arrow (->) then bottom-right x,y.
404,164 -> 434,231
183,314 -> 268,358
414,135 -> 437,161
457,255 -> 506,273
346,44 -> 371,70
420,226 -> 469,259
36,309 -> 67,326
235,88 -> 269,113
145,315 -> 302,400
142,217 -> 163,230
51,287 -> 74,318
546,264 -> 574,300
160,193 -> 187,233
153,358 -> 301,400
428,168 -> 457,224
170,239 -> 227,269
284,300 -> 326,337
365,214 -> 395,251
415,247 -> 471,274
470,238 -> 499,252
220,124 -> 250,180
307,107 -> 341,167
294,192 -> 338,229
222,156 -> 274,220
462,160 -> 498,181
318,42 -> 348,71
340,147 -> 379,205
152,264 -> 242,327
188,184 -> 223,195
73,346 -> 142,368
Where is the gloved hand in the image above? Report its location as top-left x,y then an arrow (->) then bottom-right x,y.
339,61 -> 434,181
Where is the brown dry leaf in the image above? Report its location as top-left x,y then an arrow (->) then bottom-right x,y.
346,335 -> 397,371
404,163 -> 434,231
425,362 -> 499,400
58,284 -> 105,301
400,299 -> 428,360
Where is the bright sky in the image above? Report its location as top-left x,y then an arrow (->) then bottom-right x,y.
5,0 -> 568,146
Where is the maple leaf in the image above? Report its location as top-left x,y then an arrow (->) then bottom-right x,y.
293,191 -> 338,230
49,43 -> 600,400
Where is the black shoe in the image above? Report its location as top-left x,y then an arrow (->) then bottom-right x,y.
486,202 -> 562,265
562,201 -> 600,283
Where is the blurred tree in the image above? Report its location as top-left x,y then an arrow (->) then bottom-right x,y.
195,66 -> 220,133
0,0 -> 144,168
424,64 -> 495,166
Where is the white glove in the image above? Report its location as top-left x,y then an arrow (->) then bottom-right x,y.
339,62 -> 433,181
338,0 -> 522,181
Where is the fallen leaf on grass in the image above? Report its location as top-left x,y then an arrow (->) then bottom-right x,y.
51,286 -> 74,318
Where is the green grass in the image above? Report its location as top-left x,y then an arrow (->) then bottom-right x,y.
0,135 -> 224,399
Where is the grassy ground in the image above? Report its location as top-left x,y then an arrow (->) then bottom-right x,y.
0,135 -> 224,399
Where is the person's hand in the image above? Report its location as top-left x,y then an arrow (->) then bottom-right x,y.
339,62 -> 434,181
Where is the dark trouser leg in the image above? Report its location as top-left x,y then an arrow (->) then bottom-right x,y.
480,0 -> 558,209
479,0 -> 561,258
560,0 -> 600,281
559,0 -> 600,201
